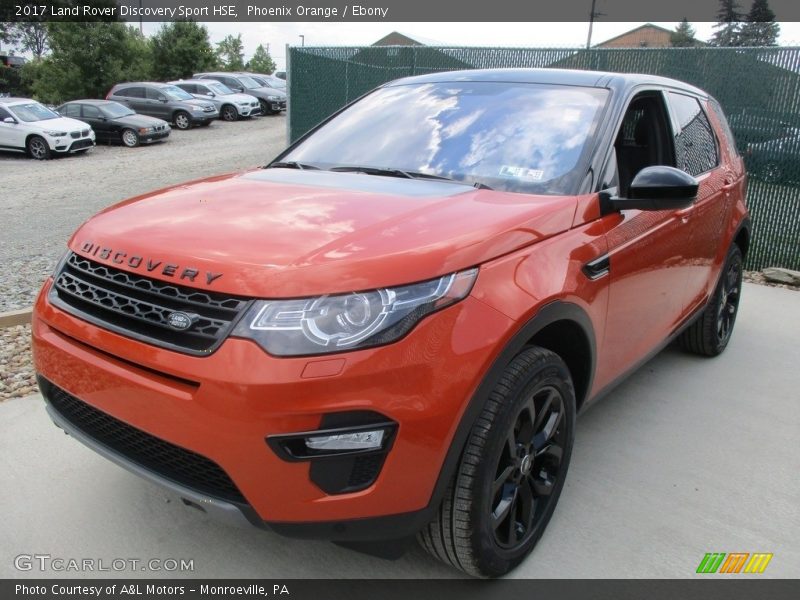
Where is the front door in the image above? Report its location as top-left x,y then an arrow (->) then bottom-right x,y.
599,91 -> 696,379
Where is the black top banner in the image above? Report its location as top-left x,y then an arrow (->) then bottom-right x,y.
4,0 -> 800,23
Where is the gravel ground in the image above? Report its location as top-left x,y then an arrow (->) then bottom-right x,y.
0,114 -> 288,312
0,325 -> 35,400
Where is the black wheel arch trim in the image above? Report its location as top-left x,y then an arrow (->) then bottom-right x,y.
261,301 -> 596,546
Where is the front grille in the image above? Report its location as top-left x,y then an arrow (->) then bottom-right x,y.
46,382 -> 246,503
70,131 -> 81,139
51,252 -> 250,355
69,139 -> 93,150
251,101 -> 258,107
203,106 -> 215,112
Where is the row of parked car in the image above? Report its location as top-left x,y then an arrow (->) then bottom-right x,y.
0,71 -> 287,159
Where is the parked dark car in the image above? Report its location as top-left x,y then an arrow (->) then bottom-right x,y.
0,55 -> 27,68
106,82 -> 218,130
193,72 -> 286,115
242,72 -> 287,92
273,71 -> 286,80
56,100 -> 170,147
745,130 -> 800,184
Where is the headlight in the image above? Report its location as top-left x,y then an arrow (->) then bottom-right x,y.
238,102 -> 249,107
233,268 -> 478,356
267,95 -> 278,101
191,106 -> 203,111
138,127 -> 154,134
44,130 -> 67,137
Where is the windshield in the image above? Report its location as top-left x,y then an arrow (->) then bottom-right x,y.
101,102 -> 135,118
268,78 -> 286,89
238,76 -> 261,89
208,82 -> 234,95
282,81 -> 608,195
9,102 -> 60,122
161,85 -> 194,101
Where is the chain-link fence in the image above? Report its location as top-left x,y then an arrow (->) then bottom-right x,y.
288,45 -> 800,271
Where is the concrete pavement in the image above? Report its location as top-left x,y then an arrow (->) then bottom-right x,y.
1,282 -> 798,578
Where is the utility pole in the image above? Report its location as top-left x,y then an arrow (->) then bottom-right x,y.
586,0 -> 604,49
138,0 -> 143,35
299,34 -> 305,47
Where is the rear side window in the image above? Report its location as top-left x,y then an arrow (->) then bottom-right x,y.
0,106 -> 12,120
708,99 -> 739,157
62,104 -> 81,117
116,87 -> 144,98
668,92 -> 719,176
178,83 -> 196,94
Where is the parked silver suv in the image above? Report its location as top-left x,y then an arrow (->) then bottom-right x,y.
169,79 -> 261,121
193,72 -> 287,115
106,82 -> 218,130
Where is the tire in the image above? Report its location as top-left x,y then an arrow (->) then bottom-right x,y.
259,100 -> 272,116
760,161 -> 782,184
418,346 -> 576,577
678,244 -> 743,357
173,111 -> 191,130
121,128 -> 140,148
221,105 -> 238,122
27,135 -> 51,160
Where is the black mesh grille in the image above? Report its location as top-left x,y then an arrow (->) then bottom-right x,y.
348,454 -> 384,488
51,253 -> 250,355
47,383 -> 246,503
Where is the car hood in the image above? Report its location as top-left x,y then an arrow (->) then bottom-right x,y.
225,93 -> 258,103
69,168 -> 579,298
35,116 -> 89,132
185,99 -> 216,110
253,86 -> 287,99
116,114 -> 168,128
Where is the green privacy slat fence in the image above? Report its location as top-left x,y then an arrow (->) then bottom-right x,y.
288,46 -> 800,271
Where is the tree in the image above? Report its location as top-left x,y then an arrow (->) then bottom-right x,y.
739,0 -> 780,46
671,18 -> 698,47
26,22 -> 149,104
12,22 -> 50,58
246,44 -> 276,74
710,0 -> 744,46
215,34 -> 245,71
150,21 -> 217,80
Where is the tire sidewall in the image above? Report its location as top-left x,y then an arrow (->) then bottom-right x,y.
27,135 -> 50,160
174,111 -> 191,130
121,128 -> 139,147
470,353 -> 576,576
710,245 -> 744,354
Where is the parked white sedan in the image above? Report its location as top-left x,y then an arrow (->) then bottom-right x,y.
0,98 -> 96,159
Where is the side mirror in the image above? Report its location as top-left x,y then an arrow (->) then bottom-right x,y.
3,116 -> 16,124
602,166 -> 698,212
234,87 -> 244,93
158,97 -> 167,103
206,92 -> 215,97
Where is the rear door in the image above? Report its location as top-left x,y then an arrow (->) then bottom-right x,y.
665,92 -> 734,313
116,86 -> 147,114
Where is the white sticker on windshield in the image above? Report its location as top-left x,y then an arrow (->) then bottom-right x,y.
499,166 -> 544,181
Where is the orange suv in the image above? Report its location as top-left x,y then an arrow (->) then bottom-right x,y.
32,69 -> 750,577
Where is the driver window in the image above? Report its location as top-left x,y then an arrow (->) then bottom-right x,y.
82,105 -> 101,118
609,93 -> 675,198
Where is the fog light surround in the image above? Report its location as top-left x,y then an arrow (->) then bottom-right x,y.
267,421 -> 396,462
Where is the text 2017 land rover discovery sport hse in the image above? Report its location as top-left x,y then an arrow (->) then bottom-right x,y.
32,69 -> 749,577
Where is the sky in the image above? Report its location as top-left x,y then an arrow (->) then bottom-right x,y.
137,21 -> 800,71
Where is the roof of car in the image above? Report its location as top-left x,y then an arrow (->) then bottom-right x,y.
61,99 -> 116,105
111,82 -> 177,88
389,68 -> 708,98
170,79 -> 219,85
0,97 -> 39,106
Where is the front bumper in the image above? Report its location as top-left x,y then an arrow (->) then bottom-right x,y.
141,131 -> 170,143
190,110 -> 218,124
51,136 -> 96,153
32,278 -> 513,537
238,104 -> 261,117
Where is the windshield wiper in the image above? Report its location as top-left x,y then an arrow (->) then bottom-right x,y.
265,161 -> 321,170
328,165 -> 492,190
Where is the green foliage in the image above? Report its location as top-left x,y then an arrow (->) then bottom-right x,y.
150,21 -> 217,80
216,34 -> 245,71
739,0 -> 780,46
0,65 -> 27,96
246,44 -> 276,74
26,22 -> 150,104
710,0 -> 743,46
671,19 -> 698,48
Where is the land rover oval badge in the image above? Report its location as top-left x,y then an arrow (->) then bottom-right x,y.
167,311 -> 193,330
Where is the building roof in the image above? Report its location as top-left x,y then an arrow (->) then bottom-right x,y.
371,32 -> 425,47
